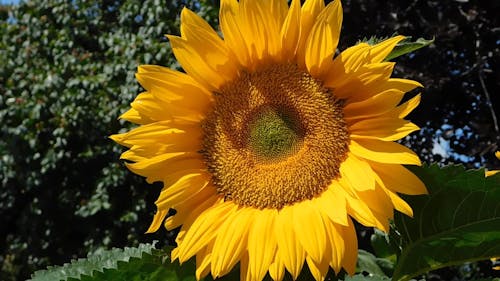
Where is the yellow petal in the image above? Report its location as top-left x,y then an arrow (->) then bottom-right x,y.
136,65 -> 211,100
368,35 -> 406,63
211,208 -> 254,278
239,0 -> 287,64
371,162 -> 427,195
155,173 -> 210,210
350,139 -> 421,165
219,0 -> 250,67
118,108 -> 153,125
343,89 -> 405,120
324,43 -> 371,87
486,170 -> 500,177
349,118 -> 420,141
386,78 -> 423,92
118,150 -> 146,162
280,0 -> 301,59
130,88 -> 206,123
340,218 -> 358,275
247,208 -> 277,281
178,8 -> 238,88
305,255 -> 330,281
132,65 -> 212,120
391,93 -> 421,118
315,187 -> 349,226
293,200 -> 326,264
196,244 -> 213,280
146,82 -> 211,114
180,8 -> 221,43
270,0 -> 289,56
322,215 -> 344,273
329,62 -> 395,100
275,206 -> 305,280
146,209 -> 168,233
113,121 -> 201,149
136,65 -> 163,90
165,193 -> 218,230
338,179 -> 388,230
240,253 -> 251,281
171,247 -> 179,261
123,136 -> 201,160
168,35 -> 229,92
359,78 -> 423,99
386,189 -> 414,217
109,132 -> 129,148
296,0 -> 325,68
268,253 -> 285,281
238,0 -> 266,63
113,123 -> 183,146
176,201 -> 236,263
376,161 -> 416,217
340,153 -> 375,191
125,152 -> 202,184
305,0 -> 342,78
355,185 -> 394,218
360,93 -> 420,122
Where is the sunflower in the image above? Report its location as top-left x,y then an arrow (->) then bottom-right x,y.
111,0 -> 427,280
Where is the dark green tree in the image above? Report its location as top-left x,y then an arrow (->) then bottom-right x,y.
0,1 -> 217,279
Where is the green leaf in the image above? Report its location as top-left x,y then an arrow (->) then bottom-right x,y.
371,229 -> 396,260
30,243 -> 159,281
344,274 -> 391,281
78,250 -> 197,281
29,242 -> 204,281
356,250 -> 393,278
384,37 -> 434,61
392,164 -> 500,281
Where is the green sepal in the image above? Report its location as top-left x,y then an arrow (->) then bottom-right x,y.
384,37 -> 434,61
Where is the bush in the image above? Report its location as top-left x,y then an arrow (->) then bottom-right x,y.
0,1 -> 217,279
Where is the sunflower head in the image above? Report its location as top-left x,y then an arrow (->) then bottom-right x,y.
111,0 -> 427,280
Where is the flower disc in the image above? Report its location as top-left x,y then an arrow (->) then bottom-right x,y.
203,64 -> 349,209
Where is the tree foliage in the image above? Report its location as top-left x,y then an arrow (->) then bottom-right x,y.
0,1 -> 217,279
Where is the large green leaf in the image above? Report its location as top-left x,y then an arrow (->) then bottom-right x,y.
392,164 -> 500,281
29,243 -> 164,281
76,250 -> 197,281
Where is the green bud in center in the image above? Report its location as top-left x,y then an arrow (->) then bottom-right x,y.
249,108 -> 303,161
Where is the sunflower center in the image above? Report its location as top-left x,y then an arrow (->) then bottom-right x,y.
202,64 -> 349,209
249,107 -> 304,161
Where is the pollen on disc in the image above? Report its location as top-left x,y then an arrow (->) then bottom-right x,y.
202,64 -> 349,209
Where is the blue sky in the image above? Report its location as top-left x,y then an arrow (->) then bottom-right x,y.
0,0 -> 19,4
